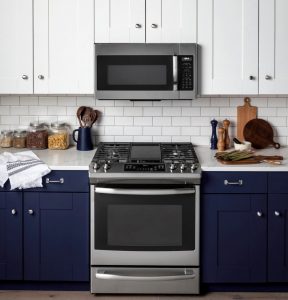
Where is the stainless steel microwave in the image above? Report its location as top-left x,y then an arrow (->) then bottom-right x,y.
95,44 -> 197,100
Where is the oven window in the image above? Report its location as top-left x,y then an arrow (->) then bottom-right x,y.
108,205 -> 182,247
97,56 -> 173,90
94,192 -> 195,251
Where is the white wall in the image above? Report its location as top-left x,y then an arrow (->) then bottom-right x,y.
0,95 -> 287,146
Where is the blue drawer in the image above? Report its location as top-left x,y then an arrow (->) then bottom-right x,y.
268,172 -> 288,193
201,172 -> 267,194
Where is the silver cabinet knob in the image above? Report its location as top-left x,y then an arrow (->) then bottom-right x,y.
38,75 -> 44,80
11,209 -> 17,215
257,211 -> 263,217
135,24 -> 142,28
28,209 -> 34,215
274,211 -> 280,217
151,24 -> 158,28
265,75 -> 272,80
249,76 -> 255,80
22,75 -> 28,80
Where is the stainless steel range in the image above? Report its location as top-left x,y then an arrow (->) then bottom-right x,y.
89,142 -> 201,294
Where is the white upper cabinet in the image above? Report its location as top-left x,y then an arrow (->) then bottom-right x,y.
95,0 -> 196,43
198,0 -> 259,95
34,0 -> 94,94
0,0 -> 33,94
259,0 -> 288,94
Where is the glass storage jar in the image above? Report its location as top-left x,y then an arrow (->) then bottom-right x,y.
13,130 -> 27,148
26,122 -> 48,149
0,130 -> 13,148
48,122 -> 69,150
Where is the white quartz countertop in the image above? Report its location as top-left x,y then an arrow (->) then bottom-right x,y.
1,145 -> 288,172
0,146 -> 95,170
196,146 -> 288,171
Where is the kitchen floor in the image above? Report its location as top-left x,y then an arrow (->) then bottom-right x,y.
0,291 -> 287,300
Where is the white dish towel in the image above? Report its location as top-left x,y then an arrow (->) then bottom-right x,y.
0,151 -> 51,190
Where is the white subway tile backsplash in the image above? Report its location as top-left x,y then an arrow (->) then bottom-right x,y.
143,107 -> 162,116
134,117 -> 153,126
172,117 -> 190,126
115,117 -> 133,126
1,96 -> 19,105
39,97 -> 58,106
153,117 -> 171,126
124,126 -> 142,136
163,107 -> 181,116
1,95 -> 288,146
143,126 -> 161,136
124,107 -> 142,116
29,106 -> 48,116
162,127 -> 181,136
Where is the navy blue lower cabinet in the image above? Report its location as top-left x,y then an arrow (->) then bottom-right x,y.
268,194 -> 288,282
201,193 -> 267,283
23,192 -> 89,281
0,191 -> 23,280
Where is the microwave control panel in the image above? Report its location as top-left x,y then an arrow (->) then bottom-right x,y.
179,56 -> 193,90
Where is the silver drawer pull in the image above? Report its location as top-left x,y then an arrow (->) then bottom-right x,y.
274,211 -> 280,217
224,179 -> 243,186
46,178 -> 64,184
257,211 -> 263,217
11,209 -> 17,215
28,209 -> 34,215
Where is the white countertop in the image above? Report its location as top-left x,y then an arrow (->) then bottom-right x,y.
0,146 -> 95,170
1,145 -> 288,172
196,146 -> 288,171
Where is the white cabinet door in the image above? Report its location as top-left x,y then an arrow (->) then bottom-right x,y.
34,0 -> 94,94
198,0 -> 258,95
94,0 -> 145,43
259,0 -> 288,94
0,0 -> 33,94
146,0 -> 196,43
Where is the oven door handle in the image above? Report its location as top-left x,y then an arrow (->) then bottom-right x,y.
95,187 -> 195,195
95,269 -> 196,281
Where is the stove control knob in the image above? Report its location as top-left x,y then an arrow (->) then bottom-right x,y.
191,163 -> 198,171
93,162 -> 99,170
170,163 -> 176,171
180,163 -> 186,171
103,161 -> 110,171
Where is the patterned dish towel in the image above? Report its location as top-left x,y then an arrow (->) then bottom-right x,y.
0,151 -> 51,190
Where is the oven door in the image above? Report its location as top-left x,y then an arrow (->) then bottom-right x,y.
90,184 -> 199,266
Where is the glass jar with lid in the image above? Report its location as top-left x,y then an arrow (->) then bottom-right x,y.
13,130 -> 27,148
48,122 -> 69,150
0,130 -> 13,148
26,122 -> 48,149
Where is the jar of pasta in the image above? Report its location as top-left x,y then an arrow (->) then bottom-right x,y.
13,130 -> 27,148
48,122 -> 69,150
0,130 -> 13,148
27,122 -> 48,149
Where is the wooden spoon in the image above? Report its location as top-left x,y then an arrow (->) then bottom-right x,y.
89,110 -> 98,127
82,107 -> 94,127
76,106 -> 86,128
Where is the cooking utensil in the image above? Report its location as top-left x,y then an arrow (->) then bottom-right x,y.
237,97 -> 257,141
243,118 -> 280,149
82,107 -> 94,127
89,110 -> 98,127
76,106 -> 86,128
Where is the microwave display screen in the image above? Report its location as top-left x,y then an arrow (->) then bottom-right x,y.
107,65 -> 167,85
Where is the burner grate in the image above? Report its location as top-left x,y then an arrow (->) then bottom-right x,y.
161,143 -> 199,163
93,143 -> 130,162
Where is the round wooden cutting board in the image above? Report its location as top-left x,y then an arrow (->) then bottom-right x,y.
243,118 -> 280,149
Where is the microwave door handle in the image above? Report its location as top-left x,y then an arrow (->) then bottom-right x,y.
95,187 -> 195,195
173,55 -> 178,91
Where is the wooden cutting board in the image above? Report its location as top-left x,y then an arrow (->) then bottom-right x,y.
237,97 -> 257,141
217,155 -> 283,165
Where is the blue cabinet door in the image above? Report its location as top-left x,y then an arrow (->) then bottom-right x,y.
24,192 -> 89,281
0,191 -> 23,280
268,194 -> 288,282
202,193 -> 267,283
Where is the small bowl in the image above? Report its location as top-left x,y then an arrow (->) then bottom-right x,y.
234,141 -> 251,151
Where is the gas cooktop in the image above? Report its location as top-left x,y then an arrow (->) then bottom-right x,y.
89,142 -> 201,181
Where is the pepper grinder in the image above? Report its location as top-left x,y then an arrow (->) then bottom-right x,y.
210,119 -> 218,150
217,127 -> 225,152
223,119 -> 231,149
